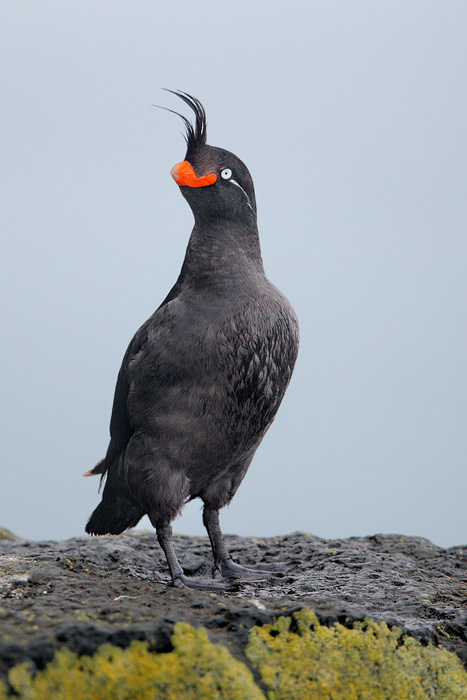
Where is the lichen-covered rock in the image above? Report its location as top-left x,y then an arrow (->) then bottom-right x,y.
5,623 -> 265,700
2,528 -> 467,691
246,609 -> 467,700
2,613 -> 467,699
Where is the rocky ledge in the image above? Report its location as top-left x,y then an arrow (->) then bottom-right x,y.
1,528 -> 467,683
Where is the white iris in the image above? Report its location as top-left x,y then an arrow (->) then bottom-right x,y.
221,168 -> 232,180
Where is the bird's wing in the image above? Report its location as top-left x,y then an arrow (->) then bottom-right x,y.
89,280 -> 184,480
91,321 -> 149,479
110,327 -> 148,440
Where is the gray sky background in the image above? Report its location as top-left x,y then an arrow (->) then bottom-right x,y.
1,2 -> 466,547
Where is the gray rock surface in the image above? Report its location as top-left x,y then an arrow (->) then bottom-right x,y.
1,528 -> 466,679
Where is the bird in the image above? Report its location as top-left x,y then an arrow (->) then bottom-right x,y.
85,91 -> 299,589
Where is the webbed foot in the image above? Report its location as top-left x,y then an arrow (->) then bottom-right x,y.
216,558 -> 290,581
172,573 -> 238,591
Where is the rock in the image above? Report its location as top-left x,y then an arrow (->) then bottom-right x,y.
0,528 -> 466,680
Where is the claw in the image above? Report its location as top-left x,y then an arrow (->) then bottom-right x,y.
172,573 -> 238,591
216,558 -> 288,581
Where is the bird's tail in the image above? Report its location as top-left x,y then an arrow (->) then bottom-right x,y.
85,499 -> 144,536
85,451 -> 145,535
83,457 -> 106,478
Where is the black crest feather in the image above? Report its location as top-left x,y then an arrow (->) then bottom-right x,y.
162,89 -> 208,160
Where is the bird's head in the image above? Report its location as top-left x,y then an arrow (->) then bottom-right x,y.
164,91 -> 257,223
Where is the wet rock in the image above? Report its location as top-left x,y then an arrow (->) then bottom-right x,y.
0,528 -> 466,678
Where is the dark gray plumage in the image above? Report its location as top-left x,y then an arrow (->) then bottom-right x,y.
85,92 -> 299,588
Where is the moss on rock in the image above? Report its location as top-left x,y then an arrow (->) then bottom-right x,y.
245,609 -> 467,699
2,610 -> 467,699
6,622 -> 265,700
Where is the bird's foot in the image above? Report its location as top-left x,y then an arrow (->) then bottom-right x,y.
237,561 -> 292,573
172,573 -> 238,591
215,558 -> 289,581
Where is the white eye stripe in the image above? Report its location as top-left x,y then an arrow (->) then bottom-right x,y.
220,168 -> 232,179
230,179 -> 255,213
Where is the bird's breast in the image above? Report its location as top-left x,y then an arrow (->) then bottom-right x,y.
127,286 -> 299,459
217,299 -> 298,434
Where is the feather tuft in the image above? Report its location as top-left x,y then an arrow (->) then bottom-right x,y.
160,89 -> 208,159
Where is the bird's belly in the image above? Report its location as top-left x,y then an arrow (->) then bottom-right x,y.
128,301 -> 298,479
144,373 -> 275,466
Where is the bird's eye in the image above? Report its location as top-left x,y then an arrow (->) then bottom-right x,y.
220,168 -> 232,180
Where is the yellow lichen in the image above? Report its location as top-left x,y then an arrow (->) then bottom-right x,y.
245,609 -> 467,700
6,622 -> 265,700
2,610 -> 467,699
0,529 -> 16,540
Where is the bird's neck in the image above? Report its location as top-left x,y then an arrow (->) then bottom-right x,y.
178,218 -> 265,290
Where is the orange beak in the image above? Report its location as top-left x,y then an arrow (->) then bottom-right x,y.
170,160 -> 217,188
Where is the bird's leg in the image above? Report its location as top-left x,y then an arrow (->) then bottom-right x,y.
202,506 -> 232,575
156,524 -> 234,591
156,525 -> 184,581
202,505 -> 289,580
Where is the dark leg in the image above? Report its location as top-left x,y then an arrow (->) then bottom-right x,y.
156,525 -> 184,582
156,524 -> 235,590
202,505 -> 289,580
